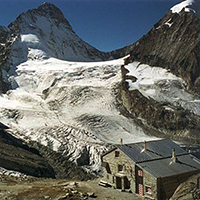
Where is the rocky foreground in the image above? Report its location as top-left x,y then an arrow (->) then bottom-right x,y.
0,175 -> 141,200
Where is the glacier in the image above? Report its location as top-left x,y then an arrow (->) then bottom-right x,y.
2,55 -> 199,172
0,57 -> 157,172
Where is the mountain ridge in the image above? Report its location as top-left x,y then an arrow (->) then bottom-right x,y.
125,7 -> 200,95
0,2 -> 134,93
119,0 -> 200,143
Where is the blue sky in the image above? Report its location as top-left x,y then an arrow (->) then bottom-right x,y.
0,0 -> 180,52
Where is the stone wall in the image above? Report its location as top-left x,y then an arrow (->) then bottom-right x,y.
143,170 -> 158,200
102,148 -> 136,193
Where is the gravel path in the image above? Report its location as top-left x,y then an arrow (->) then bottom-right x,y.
0,176 -> 142,200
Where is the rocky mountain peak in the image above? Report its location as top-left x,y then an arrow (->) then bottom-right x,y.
171,0 -> 200,18
3,2 -> 113,66
125,0 -> 200,95
9,2 -> 72,31
37,2 -> 64,15
32,2 -> 72,27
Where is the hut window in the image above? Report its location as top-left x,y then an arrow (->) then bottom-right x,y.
126,165 -> 132,173
145,186 -> 152,194
138,170 -> 143,177
118,164 -> 123,172
115,151 -> 120,157
105,162 -> 111,174
107,174 -> 109,180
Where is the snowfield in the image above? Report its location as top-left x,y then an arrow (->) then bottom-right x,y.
0,167 -> 27,178
1,3 -> 157,172
1,56 -> 200,172
3,56 -> 152,143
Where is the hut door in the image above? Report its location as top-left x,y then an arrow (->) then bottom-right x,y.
124,176 -> 130,189
136,167 -> 144,196
116,177 -> 122,189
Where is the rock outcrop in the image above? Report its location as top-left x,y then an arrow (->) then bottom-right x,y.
119,73 -> 200,143
125,9 -> 200,94
0,26 -> 11,93
0,123 -> 55,178
118,1 -> 200,143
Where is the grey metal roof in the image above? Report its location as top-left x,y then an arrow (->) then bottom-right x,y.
117,139 -> 187,163
138,154 -> 200,178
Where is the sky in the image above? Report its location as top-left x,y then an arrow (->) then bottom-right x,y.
0,0 -> 181,52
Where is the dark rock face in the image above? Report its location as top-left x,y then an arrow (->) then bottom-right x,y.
118,8 -> 200,143
28,141 -> 93,180
110,44 -> 135,59
119,66 -> 200,143
0,125 -> 55,178
33,3 -> 72,27
0,26 -> 9,43
0,26 -> 11,93
125,10 -> 200,94
0,124 -> 92,180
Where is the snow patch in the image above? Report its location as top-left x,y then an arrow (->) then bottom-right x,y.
171,0 -> 200,18
165,19 -> 173,27
21,34 -> 40,44
0,167 -> 27,178
124,62 -> 200,116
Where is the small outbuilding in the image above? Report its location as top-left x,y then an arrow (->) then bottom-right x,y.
101,139 -> 200,200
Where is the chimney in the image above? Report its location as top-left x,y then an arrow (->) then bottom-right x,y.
141,141 -> 147,153
144,141 -> 147,151
172,148 -> 177,163
120,138 -> 123,145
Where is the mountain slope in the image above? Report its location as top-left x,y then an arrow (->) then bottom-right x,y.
0,123 -> 55,178
125,0 -> 200,94
0,2 -> 133,93
120,0 -> 200,143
